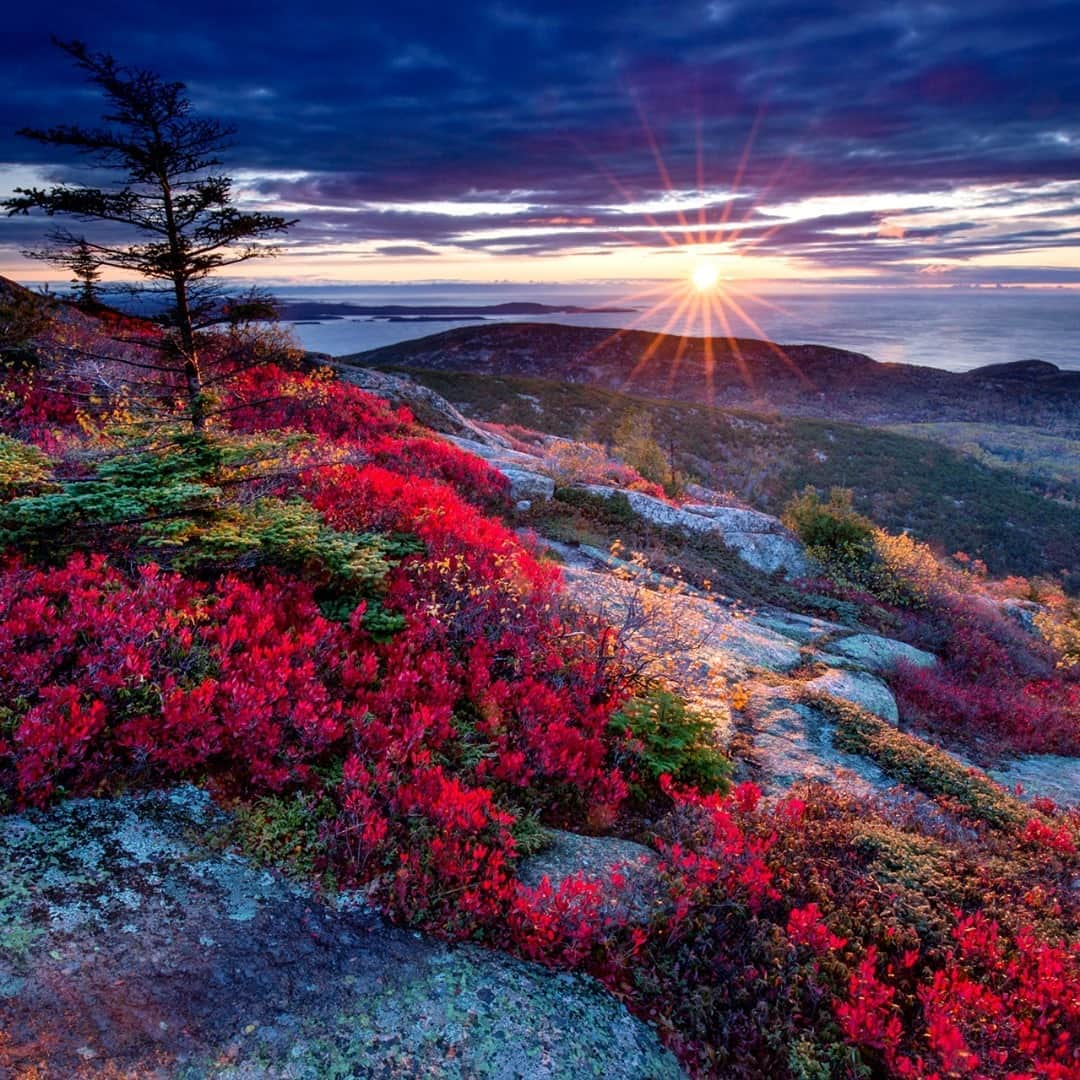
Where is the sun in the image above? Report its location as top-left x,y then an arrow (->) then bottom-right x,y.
691,261 -> 721,292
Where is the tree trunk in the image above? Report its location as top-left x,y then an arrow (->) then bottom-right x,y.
172,276 -> 205,432
159,163 -> 204,432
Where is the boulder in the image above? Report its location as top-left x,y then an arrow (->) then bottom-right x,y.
751,608 -> 849,644
0,788 -> 685,1079
331,364 -> 508,447
561,564 -> 804,684
518,830 -> 663,923
577,486 -> 812,577
819,633 -> 937,675
680,505 -> 785,532
734,684 -> 894,798
720,530 -> 813,577
502,466 -> 556,502
999,598 -> 1047,636
804,668 -> 900,723
989,755 -> 1080,808
579,486 -> 699,531
444,434 -> 546,469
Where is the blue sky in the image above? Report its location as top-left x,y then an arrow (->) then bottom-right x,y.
1,1 -> 1078,286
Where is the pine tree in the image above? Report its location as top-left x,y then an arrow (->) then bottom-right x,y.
68,240 -> 102,308
3,39 -> 296,430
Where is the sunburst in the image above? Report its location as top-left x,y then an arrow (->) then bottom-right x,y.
691,261 -> 721,293
576,101 -> 816,403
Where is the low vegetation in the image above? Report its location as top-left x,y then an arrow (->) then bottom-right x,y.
0,297 -> 1077,1079
390,367 -> 1080,590
889,421 -> 1080,504
783,487 -> 1079,760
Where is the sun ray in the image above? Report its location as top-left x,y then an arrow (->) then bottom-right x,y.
622,290 -> 698,388
709,292 -> 753,397
710,104 -> 766,244
568,135 -> 683,249
581,286 -> 690,364
664,329 -> 693,394
565,91 -> 824,402
631,93 -> 696,247
701,288 -> 716,405
725,279 -> 792,317
719,289 -> 815,387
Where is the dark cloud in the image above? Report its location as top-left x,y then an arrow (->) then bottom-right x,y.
373,244 -> 441,256
1,1 -> 1079,280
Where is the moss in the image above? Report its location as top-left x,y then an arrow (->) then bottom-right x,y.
787,1036 -> 870,1080
846,822 -> 977,939
806,691 -> 1028,829
510,815 -> 557,858
227,790 -> 335,882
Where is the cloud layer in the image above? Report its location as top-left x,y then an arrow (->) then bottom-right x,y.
2,1 -> 1078,283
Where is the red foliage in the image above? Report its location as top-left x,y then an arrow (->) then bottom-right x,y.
364,433 -> 508,505
892,596 -> 1080,757
0,555 -> 350,803
0,372 -> 81,451
837,913 -> 1079,1078
5,345 -> 1078,1080
226,365 -> 412,443
226,366 -> 509,506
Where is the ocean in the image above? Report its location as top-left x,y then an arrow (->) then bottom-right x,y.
273,283 -> 1080,372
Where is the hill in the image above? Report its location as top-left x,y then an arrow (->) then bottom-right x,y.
347,322 -> 1080,434
277,300 -> 635,319
352,366 -> 1080,590
886,421 -> 1080,503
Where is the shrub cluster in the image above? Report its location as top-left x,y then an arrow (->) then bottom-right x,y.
784,488 -> 1080,759
2,329 -> 1077,1078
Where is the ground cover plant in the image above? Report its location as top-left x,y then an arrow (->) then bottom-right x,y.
783,487 -> 1080,761
0,301 -> 1077,1078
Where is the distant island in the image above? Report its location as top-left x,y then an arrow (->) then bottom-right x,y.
276,300 -> 636,321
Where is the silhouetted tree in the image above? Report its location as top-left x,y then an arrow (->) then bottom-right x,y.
4,39 -> 296,429
67,239 -> 102,308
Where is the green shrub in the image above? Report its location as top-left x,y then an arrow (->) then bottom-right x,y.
610,688 -> 731,796
511,814 -> 556,857
145,497 -> 411,589
783,486 -> 875,556
783,487 -> 923,607
0,434 -> 227,554
0,435 -> 52,496
612,407 -> 671,488
0,434 -> 421,596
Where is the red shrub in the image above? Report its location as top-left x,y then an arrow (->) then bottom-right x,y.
0,555 -> 351,803
892,596 -> 1079,757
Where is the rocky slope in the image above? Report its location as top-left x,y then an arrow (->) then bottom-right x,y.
3,327 -> 1075,1077
0,788 -> 683,1079
372,372 -> 1078,808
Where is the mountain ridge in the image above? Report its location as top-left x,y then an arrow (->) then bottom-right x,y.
345,322 -> 1080,432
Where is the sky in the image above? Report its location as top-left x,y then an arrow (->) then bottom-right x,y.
1,1 -> 1079,290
